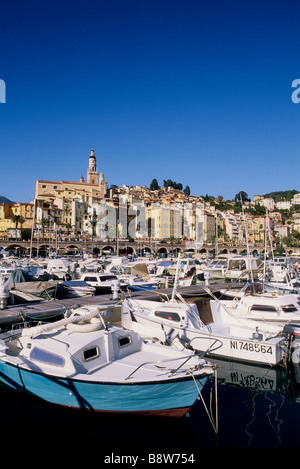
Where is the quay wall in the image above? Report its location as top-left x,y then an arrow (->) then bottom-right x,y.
0,239 -> 299,257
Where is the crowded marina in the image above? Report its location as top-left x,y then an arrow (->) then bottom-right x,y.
0,248 -> 300,417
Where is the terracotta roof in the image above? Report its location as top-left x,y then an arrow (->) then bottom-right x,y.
37,179 -> 97,186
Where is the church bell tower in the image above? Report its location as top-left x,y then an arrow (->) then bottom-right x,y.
87,148 -> 99,184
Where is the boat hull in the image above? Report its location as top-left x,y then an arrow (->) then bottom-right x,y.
132,315 -> 285,366
188,334 -> 284,366
0,360 -> 208,417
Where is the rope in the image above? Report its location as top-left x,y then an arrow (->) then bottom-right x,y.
191,369 -> 218,434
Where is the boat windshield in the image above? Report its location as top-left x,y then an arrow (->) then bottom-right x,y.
208,260 -> 227,268
250,304 -> 298,313
154,310 -> 181,322
228,259 -> 247,270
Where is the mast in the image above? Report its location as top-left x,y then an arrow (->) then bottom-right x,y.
29,198 -> 36,261
240,193 -> 254,283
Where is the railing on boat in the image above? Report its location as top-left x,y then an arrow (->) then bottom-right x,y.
124,343 -> 219,381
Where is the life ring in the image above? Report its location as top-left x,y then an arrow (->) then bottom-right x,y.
66,317 -> 102,333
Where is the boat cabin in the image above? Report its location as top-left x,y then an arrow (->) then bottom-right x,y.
130,299 -> 202,329
81,273 -> 120,285
16,325 -> 143,377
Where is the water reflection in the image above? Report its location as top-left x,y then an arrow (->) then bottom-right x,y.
184,357 -> 300,448
0,358 -> 299,450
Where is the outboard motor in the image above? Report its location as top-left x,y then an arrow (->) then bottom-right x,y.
283,323 -> 300,382
283,323 -> 300,343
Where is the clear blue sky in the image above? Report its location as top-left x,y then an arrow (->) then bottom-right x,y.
0,0 -> 299,203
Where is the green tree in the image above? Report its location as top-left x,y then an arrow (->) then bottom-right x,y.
234,191 -> 250,202
88,217 -> 98,244
11,214 -> 25,240
39,218 -> 49,241
21,228 -> 32,241
150,178 -> 159,190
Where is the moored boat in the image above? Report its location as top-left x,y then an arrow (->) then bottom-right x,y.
0,306 -> 214,417
122,293 -> 287,367
56,280 -> 96,298
80,273 -> 129,294
219,282 -> 300,324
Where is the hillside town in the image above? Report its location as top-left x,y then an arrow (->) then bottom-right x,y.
0,149 -> 299,253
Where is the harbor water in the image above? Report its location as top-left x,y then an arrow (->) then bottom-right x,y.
0,357 -> 299,453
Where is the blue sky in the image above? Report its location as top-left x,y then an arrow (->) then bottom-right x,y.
0,0 -> 299,203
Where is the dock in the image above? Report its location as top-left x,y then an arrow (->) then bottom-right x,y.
0,283 -> 230,329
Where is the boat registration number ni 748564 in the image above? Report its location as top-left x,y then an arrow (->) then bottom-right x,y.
230,340 -> 273,355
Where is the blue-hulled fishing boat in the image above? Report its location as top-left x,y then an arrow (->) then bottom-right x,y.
0,306 -> 214,417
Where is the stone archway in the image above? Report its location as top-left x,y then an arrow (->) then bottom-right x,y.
102,245 -> 115,255
185,248 -> 195,255
6,243 -> 23,251
172,247 -> 182,256
118,245 -> 134,256
142,246 -> 152,254
5,244 -> 27,257
157,247 -> 168,257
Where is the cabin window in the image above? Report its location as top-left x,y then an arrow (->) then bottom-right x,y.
154,311 -> 181,322
30,347 -> 65,367
281,304 -> 298,313
118,336 -> 131,348
82,346 -> 99,362
84,276 -> 97,282
250,305 -> 277,312
100,275 -> 117,282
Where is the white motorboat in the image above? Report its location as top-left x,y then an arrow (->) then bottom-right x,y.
45,258 -> 74,280
116,274 -> 157,291
80,273 -> 129,294
122,292 -> 287,367
219,282 -> 300,324
263,258 -> 300,293
56,280 -> 96,298
106,262 -> 159,290
200,254 -> 263,282
0,306 -> 214,417
223,255 -> 263,281
200,256 -> 228,280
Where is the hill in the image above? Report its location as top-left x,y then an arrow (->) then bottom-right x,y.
263,190 -> 299,202
0,196 -> 14,203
